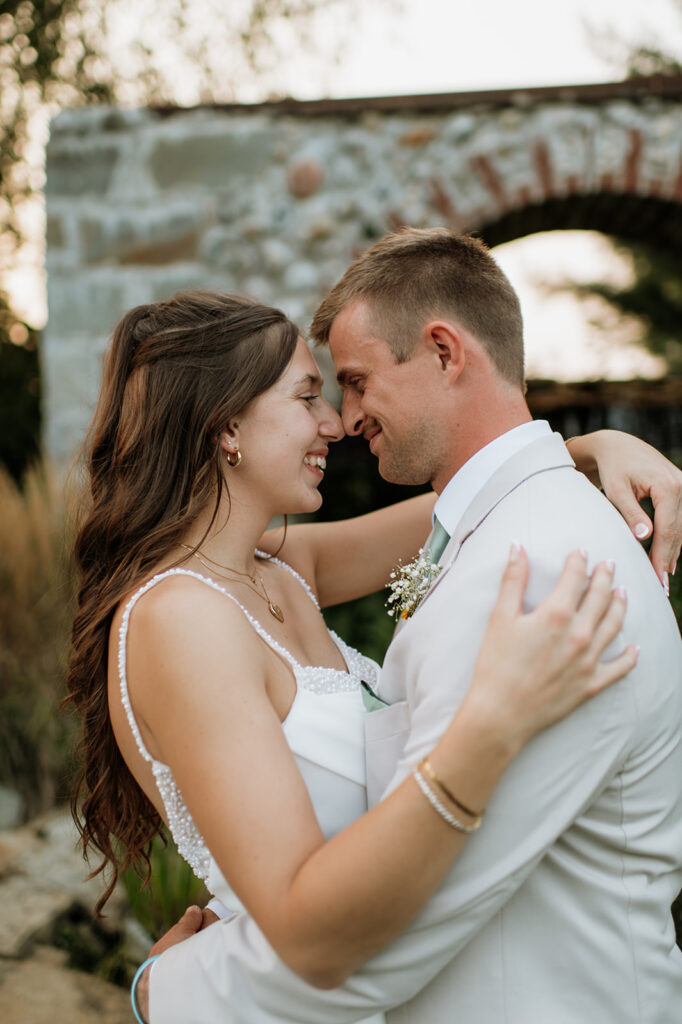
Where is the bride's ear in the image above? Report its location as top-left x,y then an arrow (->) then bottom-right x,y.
218,420 -> 240,459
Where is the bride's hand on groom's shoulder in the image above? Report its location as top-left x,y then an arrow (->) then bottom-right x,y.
599,436 -> 682,590
567,429 -> 682,588
467,546 -> 639,753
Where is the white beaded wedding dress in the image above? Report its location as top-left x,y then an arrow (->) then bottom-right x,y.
118,561 -> 385,1024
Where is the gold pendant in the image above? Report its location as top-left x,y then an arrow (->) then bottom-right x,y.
268,602 -> 284,622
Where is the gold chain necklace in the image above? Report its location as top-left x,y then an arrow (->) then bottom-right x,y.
181,545 -> 284,622
180,544 -> 257,583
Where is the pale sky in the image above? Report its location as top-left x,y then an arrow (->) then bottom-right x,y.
286,0 -> 682,100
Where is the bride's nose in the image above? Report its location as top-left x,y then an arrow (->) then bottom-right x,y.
319,399 -> 344,442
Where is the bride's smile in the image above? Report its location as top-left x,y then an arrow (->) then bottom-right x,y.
227,337 -> 343,519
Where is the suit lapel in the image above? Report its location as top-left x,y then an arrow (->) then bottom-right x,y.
411,433 -> 575,614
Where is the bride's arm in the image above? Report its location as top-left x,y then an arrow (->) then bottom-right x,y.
133,550 -> 635,990
566,429 -> 682,585
270,491 -> 436,608
259,430 -> 682,606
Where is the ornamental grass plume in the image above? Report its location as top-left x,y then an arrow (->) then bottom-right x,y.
0,463 -> 78,818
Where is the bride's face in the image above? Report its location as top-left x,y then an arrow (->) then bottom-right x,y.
226,338 -> 344,517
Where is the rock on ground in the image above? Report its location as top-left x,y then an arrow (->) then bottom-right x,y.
0,809 -> 134,1020
0,946 -> 130,1024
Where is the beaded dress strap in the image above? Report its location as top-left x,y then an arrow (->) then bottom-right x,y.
256,549 -> 320,610
118,568 -> 302,766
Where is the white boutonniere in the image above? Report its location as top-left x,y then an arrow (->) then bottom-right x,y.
386,548 -> 443,620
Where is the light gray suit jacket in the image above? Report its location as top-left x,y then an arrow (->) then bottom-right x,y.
151,433 -> 682,1023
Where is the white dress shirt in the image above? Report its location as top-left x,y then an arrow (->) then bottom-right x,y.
433,419 -> 551,537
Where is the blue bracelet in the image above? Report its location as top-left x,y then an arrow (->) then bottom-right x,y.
131,954 -> 162,1024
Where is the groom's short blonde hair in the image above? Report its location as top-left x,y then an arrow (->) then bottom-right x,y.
310,227 -> 525,387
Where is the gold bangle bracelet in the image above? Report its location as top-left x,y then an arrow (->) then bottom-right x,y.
420,758 -> 485,822
412,768 -> 481,834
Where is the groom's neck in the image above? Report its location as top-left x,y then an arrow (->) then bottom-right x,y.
431,389 -> 532,496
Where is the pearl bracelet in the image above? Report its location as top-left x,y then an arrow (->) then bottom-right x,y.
413,767 -> 482,834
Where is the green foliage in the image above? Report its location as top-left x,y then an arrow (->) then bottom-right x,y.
582,8 -> 682,374
54,905 -> 132,985
591,2 -> 682,80
0,1 -> 114,255
0,0 -> 347,274
571,242 -> 682,371
325,590 -> 396,666
122,833 -> 207,941
0,293 -> 40,480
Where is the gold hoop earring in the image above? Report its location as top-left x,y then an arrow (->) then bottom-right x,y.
226,448 -> 242,467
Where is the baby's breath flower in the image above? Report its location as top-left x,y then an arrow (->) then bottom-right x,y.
385,548 -> 442,619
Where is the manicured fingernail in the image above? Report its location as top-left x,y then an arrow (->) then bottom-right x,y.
509,540 -> 521,561
662,572 -> 670,597
634,523 -> 650,539
606,559 -> 615,574
614,586 -> 627,600
579,548 -> 588,559
672,562 -> 677,577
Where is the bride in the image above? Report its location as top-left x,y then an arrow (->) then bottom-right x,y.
66,291 -> 670,1021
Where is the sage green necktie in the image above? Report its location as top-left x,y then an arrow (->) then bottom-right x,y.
428,517 -> 450,563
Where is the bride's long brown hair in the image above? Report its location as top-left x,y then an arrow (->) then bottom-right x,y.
65,291 -> 298,913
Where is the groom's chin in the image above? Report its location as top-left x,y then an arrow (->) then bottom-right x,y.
377,456 -> 431,488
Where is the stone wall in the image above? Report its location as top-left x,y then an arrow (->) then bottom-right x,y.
44,80 -> 682,463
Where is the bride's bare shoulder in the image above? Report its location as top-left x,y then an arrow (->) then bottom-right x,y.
114,569 -> 258,654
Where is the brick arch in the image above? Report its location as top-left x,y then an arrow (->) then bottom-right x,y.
44,75 -> 682,461
414,87 -> 682,249
478,193 -> 682,250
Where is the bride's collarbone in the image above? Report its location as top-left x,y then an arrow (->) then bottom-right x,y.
240,576 -> 345,672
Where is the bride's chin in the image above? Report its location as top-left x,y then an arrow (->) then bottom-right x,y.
301,490 -> 324,512
279,489 -> 324,517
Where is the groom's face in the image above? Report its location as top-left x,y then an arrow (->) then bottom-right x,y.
329,299 -> 446,486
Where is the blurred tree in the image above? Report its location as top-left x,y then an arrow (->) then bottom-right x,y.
1,0 -> 348,268
566,243 -> 682,374
0,0 -> 355,474
576,7 -> 682,373
591,1 -> 682,80
0,291 -> 40,480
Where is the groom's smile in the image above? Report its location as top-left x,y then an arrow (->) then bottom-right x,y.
328,298 -> 447,488
365,425 -> 382,453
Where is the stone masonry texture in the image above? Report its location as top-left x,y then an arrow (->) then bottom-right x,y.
44,80 -> 682,463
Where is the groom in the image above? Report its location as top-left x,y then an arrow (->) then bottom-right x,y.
148,229 -> 682,1022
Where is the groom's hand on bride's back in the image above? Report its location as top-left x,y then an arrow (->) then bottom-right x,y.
137,905 -> 220,1022
150,904 -> 220,957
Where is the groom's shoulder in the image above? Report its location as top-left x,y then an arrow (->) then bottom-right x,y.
449,464 -> 667,628
506,460 -> 640,554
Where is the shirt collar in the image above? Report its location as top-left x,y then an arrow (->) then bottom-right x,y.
433,420 -> 552,538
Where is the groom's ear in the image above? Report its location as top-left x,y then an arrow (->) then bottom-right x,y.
421,319 -> 466,385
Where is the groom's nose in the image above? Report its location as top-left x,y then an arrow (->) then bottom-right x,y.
341,392 -> 365,436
